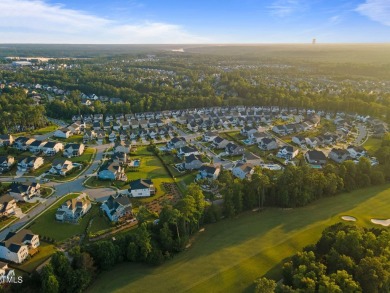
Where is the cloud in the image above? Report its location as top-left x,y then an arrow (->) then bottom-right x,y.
329,15 -> 342,25
0,0 -> 208,43
356,0 -> 390,26
268,0 -> 302,17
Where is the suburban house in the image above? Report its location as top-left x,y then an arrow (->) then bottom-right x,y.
277,146 -> 299,160
242,152 -> 263,166
63,143 -> 85,157
112,152 -> 128,165
203,131 -> 218,142
232,162 -> 255,179
225,143 -> 245,156
98,161 -> 127,181
272,125 -> 287,136
305,150 -> 327,165
17,156 -> 44,172
13,137 -> 35,151
0,135 -> 14,146
0,156 -> 15,172
167,137 -> 186,149
250,132 -> 268,144
258,137 -> 278,151
178,146 -> 199,157
328,148 -> 351,163
197,165 -> 221,180
0,229 -> 40,263
114,141 -> 131,154
184,154 -> 203,170
0,194 -> 17,216
83,130 -> 97,143
347,145 -> 367,159
9,182 -> 40,201
55,194 -> 91,222
101,194 -> 132,222
50,158 -> 74,176
53,128 -> 72,139
212,136 -> 229,149
128,179 -> 155,197
108,131 -> 117,142
305,137 -> 318,148
41,141 -> 63,156
292,136 -> 306,147
0,262 -> 15,280
28,140 -> 45,153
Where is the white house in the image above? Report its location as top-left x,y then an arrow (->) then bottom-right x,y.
277,146 -> 299,160
54,128 -> 72,139
50,158 -> 74,176
232,162 -> 255,179
101,194 -> 132,222
128,179 -> 155,197
63,143 -> 85,157
41,141 -> 63,156
0,229 -> 40,263
55,194 -> 91,222
17,156 -> 44,171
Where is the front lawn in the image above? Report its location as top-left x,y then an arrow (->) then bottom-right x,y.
70,147 -> 96,163
28,193 -> 94,242
0,216 -> 17,230
19,201 -> 40,213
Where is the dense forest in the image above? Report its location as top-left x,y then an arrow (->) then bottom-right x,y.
0,88 -> 47,134
254,223 -> 390,293
1,48 -> 390,122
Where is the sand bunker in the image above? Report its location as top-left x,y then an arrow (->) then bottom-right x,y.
371,219 -> 390,227
341,216 -> 357,222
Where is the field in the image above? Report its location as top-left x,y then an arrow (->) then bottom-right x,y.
363,137 -> 382,154
88,183 -> 390,293
28,193 -> 96,242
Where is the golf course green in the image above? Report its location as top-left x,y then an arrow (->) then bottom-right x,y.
88,183 -> 390,293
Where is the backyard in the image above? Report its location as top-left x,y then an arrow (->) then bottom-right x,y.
28,193 -> 96,242
88,183 -> 390,293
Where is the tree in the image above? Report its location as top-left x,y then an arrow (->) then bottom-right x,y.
41,265 -> 59,293
159,222 -> 174,252
254,277 -> 277,293
134,223 -> 152,261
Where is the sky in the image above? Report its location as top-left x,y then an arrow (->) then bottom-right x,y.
0,0 -> 389,43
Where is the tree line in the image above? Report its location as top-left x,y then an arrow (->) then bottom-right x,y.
217,154 -> 389,219
254,223 -> 390,292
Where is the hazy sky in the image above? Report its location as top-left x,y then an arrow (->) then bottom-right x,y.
1,0 -> 389,43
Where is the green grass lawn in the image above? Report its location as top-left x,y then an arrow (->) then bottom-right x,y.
126,154 -> 175,203
84,176 -> 113,188
28,193 -> 94,242
89,211 -> 113,235
19,201 -> 40,213
12,242 -> 56,273
363,137 -> 382,154
176,172 -> 197,194
31,125 -> 58,135
0,216 -> 17,230
70,147 -> 96,163
88,183 -> 390,293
